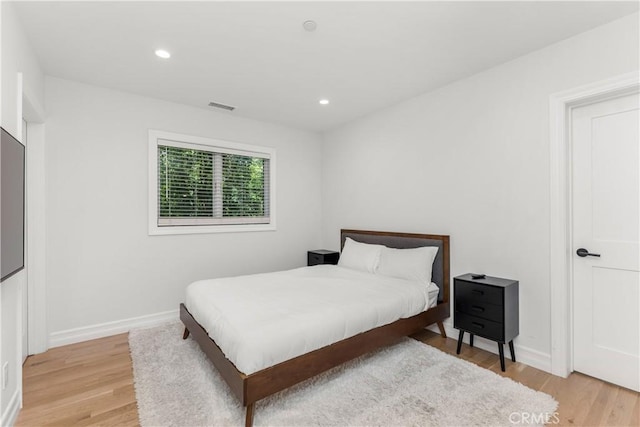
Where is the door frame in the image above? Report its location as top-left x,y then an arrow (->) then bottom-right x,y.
20,73 -> 48,356
549,71 -> 639,377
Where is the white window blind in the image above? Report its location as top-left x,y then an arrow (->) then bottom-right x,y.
149,130 -> 275,234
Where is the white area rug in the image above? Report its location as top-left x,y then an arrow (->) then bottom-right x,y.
129,322 -> 557,426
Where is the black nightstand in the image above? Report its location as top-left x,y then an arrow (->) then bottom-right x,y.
307,250 -> 340,266
454,274 -> 519,371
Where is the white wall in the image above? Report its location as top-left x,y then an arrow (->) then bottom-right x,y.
321,13 -> 639,370
0,2 -> 45,425
44,77 -> 323,341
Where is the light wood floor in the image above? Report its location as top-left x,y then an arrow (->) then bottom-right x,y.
16,333 -> 138,427
16,329 -> 639,426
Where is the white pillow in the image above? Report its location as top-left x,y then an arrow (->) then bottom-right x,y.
338,237 -> 383,273
377,246 -> 439,285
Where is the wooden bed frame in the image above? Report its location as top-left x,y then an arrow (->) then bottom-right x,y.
180,229 -> 450,426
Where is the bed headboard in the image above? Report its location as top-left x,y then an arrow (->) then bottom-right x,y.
340,229 -> 450,304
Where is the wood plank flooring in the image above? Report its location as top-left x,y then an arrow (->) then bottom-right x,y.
16,329 -> 638,426
16,333 -> 138,427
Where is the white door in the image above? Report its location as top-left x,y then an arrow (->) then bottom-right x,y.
22,118 -> 29,363
572,91 -> 639,391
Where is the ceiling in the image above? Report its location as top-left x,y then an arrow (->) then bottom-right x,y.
11,1 -> 639,132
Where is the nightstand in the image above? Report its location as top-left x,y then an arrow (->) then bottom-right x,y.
454,274 -> 519,371
307,250 -> 340,266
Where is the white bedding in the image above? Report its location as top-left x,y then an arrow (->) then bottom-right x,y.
185,265 -> 440,374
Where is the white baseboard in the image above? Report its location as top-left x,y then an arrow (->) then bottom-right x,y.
49,309 -> 179,349
426,321 -> 552,373
1,388 -> 21,427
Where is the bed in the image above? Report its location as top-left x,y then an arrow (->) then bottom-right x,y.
180,229 -> 450,426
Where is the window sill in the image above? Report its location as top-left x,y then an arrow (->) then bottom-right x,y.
149,223 -> 276,236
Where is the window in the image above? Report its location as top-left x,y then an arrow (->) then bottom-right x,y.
149,130 -> 275,235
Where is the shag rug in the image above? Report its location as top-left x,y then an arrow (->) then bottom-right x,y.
129,322 -> 557,426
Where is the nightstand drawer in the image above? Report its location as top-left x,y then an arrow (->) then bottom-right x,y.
455,312 -> 504,341
455,300 -> 503,323
308,252 -> 324,265
455,280 -> 503,305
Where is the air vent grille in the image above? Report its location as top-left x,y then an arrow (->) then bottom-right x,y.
208,101 -> 236,111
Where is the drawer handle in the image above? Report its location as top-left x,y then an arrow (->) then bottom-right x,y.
472,290 -> 484,295
472,322 -> 485,329
471,305 -> 485,313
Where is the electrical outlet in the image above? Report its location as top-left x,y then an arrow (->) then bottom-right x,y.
2,362 -> 8,389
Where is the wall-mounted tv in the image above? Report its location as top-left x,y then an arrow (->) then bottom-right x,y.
1,127 -> 25,282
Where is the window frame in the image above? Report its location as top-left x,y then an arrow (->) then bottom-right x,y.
148,129 -> 276,235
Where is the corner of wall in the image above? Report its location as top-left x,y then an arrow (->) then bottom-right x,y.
1,1 -> 47,422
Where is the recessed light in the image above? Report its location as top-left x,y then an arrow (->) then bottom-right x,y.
303,20 -> 317,32
319,99 -> 330,105
155,49 -> 171,59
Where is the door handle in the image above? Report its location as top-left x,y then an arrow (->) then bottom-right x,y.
576,248 -> 601,258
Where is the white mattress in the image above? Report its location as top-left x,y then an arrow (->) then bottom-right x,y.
185,265 -> 439,374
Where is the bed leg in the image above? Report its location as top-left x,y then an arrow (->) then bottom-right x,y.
182,327 -> 190,340
437,321 -> 447,338
245,403 -> 255,427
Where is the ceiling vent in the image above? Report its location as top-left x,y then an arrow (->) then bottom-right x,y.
208,101 -> 236,111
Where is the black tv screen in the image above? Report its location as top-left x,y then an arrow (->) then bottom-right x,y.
1,127 -> 25,282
